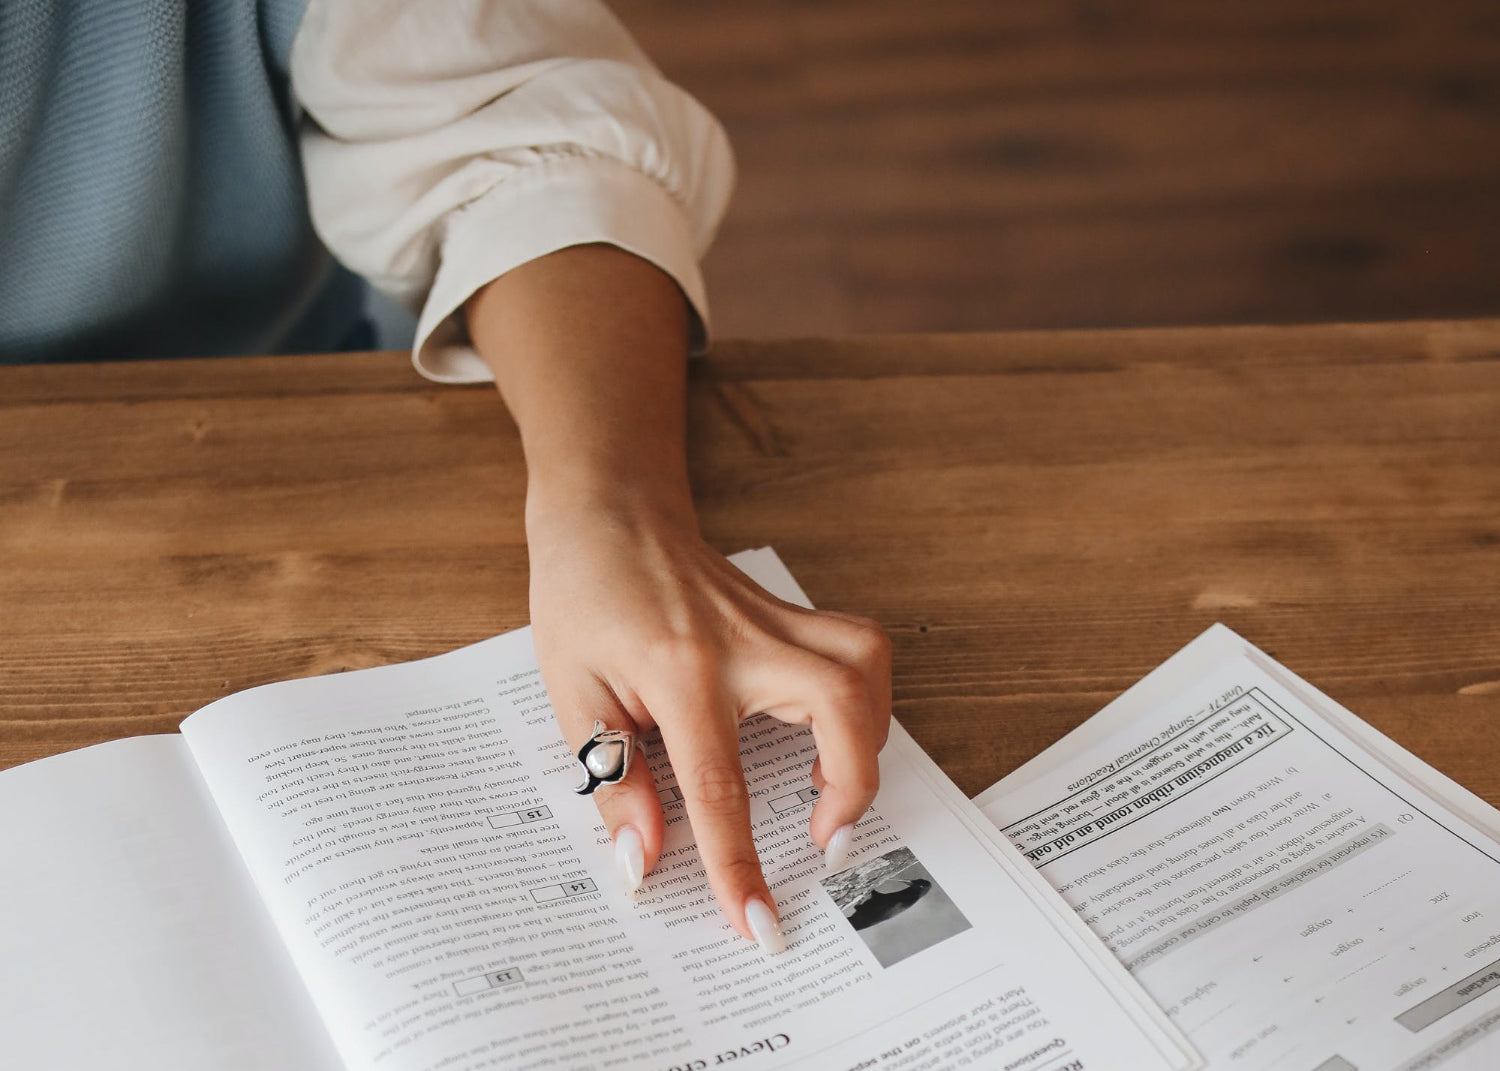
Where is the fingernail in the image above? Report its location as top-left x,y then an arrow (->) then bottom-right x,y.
614,826 -> 645,894
744,897 -> 786,955
823,824 -> 855,873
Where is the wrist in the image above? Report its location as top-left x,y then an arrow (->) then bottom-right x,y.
525,470 -> 699,542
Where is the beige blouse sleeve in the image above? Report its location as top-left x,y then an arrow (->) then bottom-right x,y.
291,0 -> 735,382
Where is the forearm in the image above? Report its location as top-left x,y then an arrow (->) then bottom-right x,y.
463,245 -> 889,952
465,243 -> 697,530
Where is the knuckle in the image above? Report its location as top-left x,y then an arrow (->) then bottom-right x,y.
709,854 -> 766,895
643,634 -> 718,684
819,663 -> 870,712
591,773 -> 647,820
847,618 -> 892,665
687,761 -> 750,816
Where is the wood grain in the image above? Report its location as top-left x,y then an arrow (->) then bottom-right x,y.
3,323 -> 1498,813
610,0 -> 1500,337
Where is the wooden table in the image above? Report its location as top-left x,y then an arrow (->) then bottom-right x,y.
3,321 -> 1498,808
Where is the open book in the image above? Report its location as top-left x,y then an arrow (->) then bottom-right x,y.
977,625 -> 1500,1071
2,550 -> 1191,1071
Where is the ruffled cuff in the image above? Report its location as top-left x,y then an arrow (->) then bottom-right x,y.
411,153 -> 711,383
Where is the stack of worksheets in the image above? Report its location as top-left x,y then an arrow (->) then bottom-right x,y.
4,549 -> 1497,1071
977,624 -> 1500,1071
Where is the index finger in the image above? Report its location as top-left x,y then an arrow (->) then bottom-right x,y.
652,686 -> 784,955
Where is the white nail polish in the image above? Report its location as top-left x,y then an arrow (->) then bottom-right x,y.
614,826 -> 645,894
824,824 -> 855,873
744,897 -> 786,955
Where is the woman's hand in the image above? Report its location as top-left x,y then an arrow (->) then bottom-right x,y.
526,489 -> 890,952
468,243 -> 890,951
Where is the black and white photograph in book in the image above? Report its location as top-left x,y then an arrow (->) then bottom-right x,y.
821,846 -> 971,968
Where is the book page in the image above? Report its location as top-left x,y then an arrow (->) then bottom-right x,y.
976,625 -> 1500,1070
181,549 -> 1191,1071
0,735 -> 341,1071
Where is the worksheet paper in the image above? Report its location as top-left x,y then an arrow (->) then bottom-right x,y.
1,549 -> 1192,1071
976,625 -> 1500,1071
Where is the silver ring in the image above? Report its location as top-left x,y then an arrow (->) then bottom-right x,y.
574,720 -> 635,795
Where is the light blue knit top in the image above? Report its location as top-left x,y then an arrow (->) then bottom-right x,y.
0,0 -> 367,363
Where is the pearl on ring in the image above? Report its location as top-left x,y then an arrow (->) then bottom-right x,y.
585,740 -> 626,779
574,720 -> 635,795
